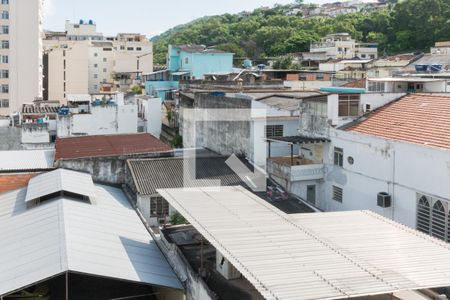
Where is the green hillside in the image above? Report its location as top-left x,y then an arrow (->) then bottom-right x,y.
152,0 -> 450,65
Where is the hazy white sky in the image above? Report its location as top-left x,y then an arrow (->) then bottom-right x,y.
43,0 -> 333,38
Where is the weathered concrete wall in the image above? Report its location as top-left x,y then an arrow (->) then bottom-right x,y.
0,127 -> 22,150
57,152 -> 173,185
182,93 -> 252,157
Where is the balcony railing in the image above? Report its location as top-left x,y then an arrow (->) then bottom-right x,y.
267,156 -> 325,182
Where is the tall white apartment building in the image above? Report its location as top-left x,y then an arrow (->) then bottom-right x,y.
43,20 -> 153,102
0,0 -> 43,116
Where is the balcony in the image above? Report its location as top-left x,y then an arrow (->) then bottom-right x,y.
267,156 -> 325,182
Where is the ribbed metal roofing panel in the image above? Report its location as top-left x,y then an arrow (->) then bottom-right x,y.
0,150 -> 54,172
25,169 -> 96,203
158,186 -> 450,300
0,176 -> 182,296
127,157 -> 249,196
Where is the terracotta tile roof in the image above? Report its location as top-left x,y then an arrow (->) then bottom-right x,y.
55,133 -> 172,160
0,173 -> 37,194
345,94 -> 450,150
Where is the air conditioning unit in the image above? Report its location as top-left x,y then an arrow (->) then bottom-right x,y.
364,103 -> 372,113
377,192 -> 392,208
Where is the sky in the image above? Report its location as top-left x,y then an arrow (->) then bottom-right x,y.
43,0 -> 333,38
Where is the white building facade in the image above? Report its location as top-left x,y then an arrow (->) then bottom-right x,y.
310,33 -> 378,60
0,0 -> 43,116
44,21 -> 152,102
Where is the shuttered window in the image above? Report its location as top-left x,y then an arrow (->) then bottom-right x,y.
417,194 -> 450,242
332,186 -> 343,203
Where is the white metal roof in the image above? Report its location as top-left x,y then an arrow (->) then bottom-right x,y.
0,175 -> 182,296
158,186 -> 450,300
0,150 -> 54,172
25,169 -> 96,203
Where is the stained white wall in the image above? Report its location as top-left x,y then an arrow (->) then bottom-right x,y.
320,129 -> 450,229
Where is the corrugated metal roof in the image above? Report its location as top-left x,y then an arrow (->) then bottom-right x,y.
0,150 -> 55,172
127,156 -> 249,196
0,172 -> 182,296
55,134 -> 172,160
25,169 -> 96,203
158,186 -> 450,300
345,94 -> 450,150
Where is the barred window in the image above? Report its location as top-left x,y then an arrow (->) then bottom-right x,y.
150,196 -> 169,218
368,81 -> 385,92
0,99 -> 8,107
265,125 -> 283,138
332,186 -> 343,203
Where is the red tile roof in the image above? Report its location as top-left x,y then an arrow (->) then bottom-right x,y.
55,133 -> 172,160
0,173 -> 37,194
345,94 -> 450,150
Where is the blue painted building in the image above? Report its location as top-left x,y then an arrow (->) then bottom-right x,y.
167,45 -> 234,80
144,45 -> 234,100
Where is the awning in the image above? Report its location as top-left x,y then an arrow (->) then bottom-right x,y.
171,71 -> 190,76
159,186 -> 450,300
266,135 -> 330,144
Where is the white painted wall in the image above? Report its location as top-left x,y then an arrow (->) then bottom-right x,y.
6,0 -> 43,115
146,97 -> 162,138
57,103 -> 137,137
321,129 -> 450,229
284,80 -> 333,90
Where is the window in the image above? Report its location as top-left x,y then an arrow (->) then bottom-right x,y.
94,63 -> 98,68
1,25 -> 8,34
150,196 -> 169,218
361,54 -> 366,58
417,195 -> 450,242
265,125 -> 283,138
136,47 -> 142,51
0,69 -> 8,78
332,186 -> 343,203
103,58 -> 107,62
369,54 -> 375,59
120,46 -> 125,50
334,147 -> 343,167
102,48 -> 112,51
368,81 -> 385,92
1,84 -> 8,93
93,53 -> 98,57
1,0 -> 9,4
93,84 -> 98,90
0,11 -> 8,19
185,57 -> 189,64
338,94 -> 360,117
93,74 -> 98,79
1,40 -> 8,49
127,47 -> 134,51
0,99 -> 8,107
103,68 -> 107,72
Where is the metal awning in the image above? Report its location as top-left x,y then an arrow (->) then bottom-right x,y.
158,186 -> 450,300
171,71 -> 190,76
266,135 -> 330,145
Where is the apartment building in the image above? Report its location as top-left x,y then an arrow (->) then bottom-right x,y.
0,0 -> 43,116
43,20 -> 153,102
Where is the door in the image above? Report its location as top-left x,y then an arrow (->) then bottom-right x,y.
307,185 -> 316,205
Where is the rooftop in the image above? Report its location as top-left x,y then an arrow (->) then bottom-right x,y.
0,150 -> 55,172
0,169 -> 182,296
173,45 -> 230,54
22,105 -> 59,114
159,186 -> 450,300
345,94 -> 450,150
55,133 -> 171,160
0,174 -> 37,194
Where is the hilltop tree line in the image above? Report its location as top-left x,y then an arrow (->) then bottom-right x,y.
152,0 -> 450,65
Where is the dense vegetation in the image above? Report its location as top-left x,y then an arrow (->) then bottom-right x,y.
151,0 -> 450,65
